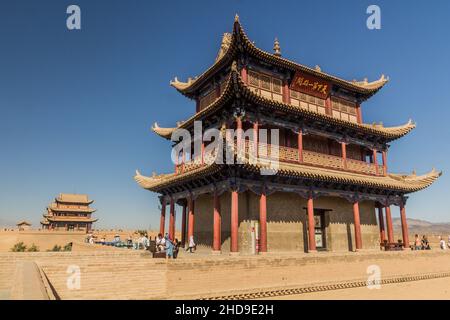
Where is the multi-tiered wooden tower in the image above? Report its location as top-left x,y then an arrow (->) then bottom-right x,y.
135,16 -> 440,254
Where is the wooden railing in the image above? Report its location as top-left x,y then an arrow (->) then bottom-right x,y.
175,139 -> 384,177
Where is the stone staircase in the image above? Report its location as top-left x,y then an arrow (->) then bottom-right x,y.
38,254 -> 167,299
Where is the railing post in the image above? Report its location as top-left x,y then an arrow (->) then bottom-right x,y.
297,129 -> 303,163
253,121 -> 258,159
341,141 -> 347,169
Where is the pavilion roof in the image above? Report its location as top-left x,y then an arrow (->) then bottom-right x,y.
170,15 -> 388,100
154,63 -> 415,142
134,158 -> 441,195
16,220 -> 31,226
55,193 -> 94,204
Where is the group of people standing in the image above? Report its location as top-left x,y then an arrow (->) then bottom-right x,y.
155,233 -> 196,258
413,234 -> 450,250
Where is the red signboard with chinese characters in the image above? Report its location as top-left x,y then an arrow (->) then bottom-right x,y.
290,72 -> 330,99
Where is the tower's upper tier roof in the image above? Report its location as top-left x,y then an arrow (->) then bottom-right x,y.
154,63 -> 415,142
55,193 -> 94,204
170,15 -> 388,100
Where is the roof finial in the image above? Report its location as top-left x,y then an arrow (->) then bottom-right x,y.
234,14 -> 240,22
273,38 -> 281,56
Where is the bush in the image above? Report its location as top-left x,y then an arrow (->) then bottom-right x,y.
63,242 -> 72,252
11,242 -> 27,252
48,245 -> 62,252
27,243 -> 39,252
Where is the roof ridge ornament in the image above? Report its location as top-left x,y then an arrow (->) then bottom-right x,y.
273,38 -> 281,56
235,13 -> 239,22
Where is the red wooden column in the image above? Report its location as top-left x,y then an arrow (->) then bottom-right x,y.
382,150 -> 388,175
187,197 -> 195,242
201,142 -> 205,166
259,191 -> 267,253
159,200 -> 166,235
385,205 -> 394,243
307,194 -> 316,252
169,199 -> 176,240
400,202 -> 410,248
325,97 -> 332,116
356,104 -> 363,123
230,190 -> 239,254
297,129 -> 303,163
253,121 -> 258,158
377,205 -> 386,244
181,149 -> 186,174
212,191 -> 221,253
353,201 -> 363,250
373,149 -> 379,175
341,142 -> 347,168
282,80 -> 290,104
181,201 -> 187,247
240,66 -> 248,84
236,116 -> 243,152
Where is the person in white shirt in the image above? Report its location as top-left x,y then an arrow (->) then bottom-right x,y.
156,233 -> 166,252
440,236 -> 447,250
186,235 -> 196,253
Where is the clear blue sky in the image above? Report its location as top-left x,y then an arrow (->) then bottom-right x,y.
0,0 -> 448,229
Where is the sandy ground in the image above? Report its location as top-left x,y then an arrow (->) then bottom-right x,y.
266,277 -> 450,300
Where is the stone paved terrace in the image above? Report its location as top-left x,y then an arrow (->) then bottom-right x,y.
2,246 -> 450,299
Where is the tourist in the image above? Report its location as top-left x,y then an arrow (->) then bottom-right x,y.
156,233 -> 166,252
165,235 -> 174,259
448,236 -> 450,249
126,235 -> 133,248
186,235 -> 196,253
141,233 -> 149,249
132,235 -> 140,250
414,234 -> 421,250
439,236 -> 447,250
421,235 -> 430,250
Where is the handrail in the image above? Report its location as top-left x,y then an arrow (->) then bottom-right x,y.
175,139 -> 384,176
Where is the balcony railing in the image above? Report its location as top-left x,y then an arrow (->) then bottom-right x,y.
175,139 -> 385,176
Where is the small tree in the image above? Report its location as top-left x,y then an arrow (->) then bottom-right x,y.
63,243 -> 72,252
48,245 -> 62,252
27,243 -> 39,252
11,242 -> 27,252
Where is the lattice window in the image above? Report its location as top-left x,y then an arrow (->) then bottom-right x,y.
247,69 -> 283,101
290,89 -> 326,113
260,74 -> 271,90
272,78 -> 282,93
331,97 -> 358,122
249,71 -> 259,86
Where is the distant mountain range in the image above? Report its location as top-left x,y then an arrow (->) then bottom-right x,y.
0,218 -> 16,228
393,218 -> 450,235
